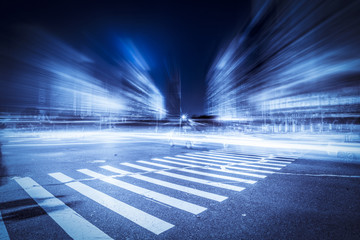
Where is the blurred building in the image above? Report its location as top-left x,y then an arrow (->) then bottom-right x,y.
206,0 -> 360,133
0,28 -> 165,121
165,66 -> 181,119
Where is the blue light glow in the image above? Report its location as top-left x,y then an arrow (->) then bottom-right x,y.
0,28 -> 165,122
206,0 -> 360,133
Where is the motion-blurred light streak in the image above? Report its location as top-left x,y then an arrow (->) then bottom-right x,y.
207,0 -> 360,133
0,27 -> 165,124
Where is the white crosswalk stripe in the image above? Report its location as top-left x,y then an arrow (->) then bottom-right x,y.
198,152 -> 293,164
209,150 -> 268,157
186,153 -> 287,167
124,161 -> 246,191
163,156 -> 267,178
170,155 -> 282,170
211,150 -> 297,161
48,172 -> 174,235
210,151 -> 274,159
209,150 -> 267,158
167,155 -> 275,174
77,168 -> 207,214
137,159 -> 257,184
100,165 -> 228,202
268,156 -> 297,161
6,150 -> 295,238
0,210 -> 10,240
14,177 -> 113,240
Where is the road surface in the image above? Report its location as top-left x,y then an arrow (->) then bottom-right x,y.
0,130 -> 359,239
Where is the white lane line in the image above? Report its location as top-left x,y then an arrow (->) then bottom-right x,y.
77,169 -> 207,215
172,155 -> 281,170
169,156 -> 274,174
148,159 -> 256,184
0,210 -> 10,240
164,156 -> 267,178
199,152 -> 293,164
125,162 -> 245,192
48,172 -> 174,235
187,153 -> 287,167
100,166 -> 227,202
14,177 -> 113,240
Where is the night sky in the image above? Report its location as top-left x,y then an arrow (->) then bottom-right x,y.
0,0 -> 251,115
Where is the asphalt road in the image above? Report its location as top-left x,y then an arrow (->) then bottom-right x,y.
0,131 -> 359,239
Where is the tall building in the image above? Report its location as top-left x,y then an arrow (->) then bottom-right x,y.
165,65 -> 181,119
0,28 -> 166,120
207,0 -> 360,132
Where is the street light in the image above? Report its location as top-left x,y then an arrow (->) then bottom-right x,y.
179,114 -> 187,132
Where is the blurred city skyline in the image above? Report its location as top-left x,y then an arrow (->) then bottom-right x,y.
0,0 -> 359,126
0,0 -> 251,116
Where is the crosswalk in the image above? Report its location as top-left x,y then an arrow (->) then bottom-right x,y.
9,149 -> 296,239
14,177 -> 113,239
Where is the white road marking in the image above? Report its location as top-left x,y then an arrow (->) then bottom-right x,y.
187,153 -> 287,167
209,150 -> 264,157
269,156 -> 297,161
77,169 -> 207,215
48,172 -> 174,235
166,156 -> 267,178
150,158 -> 257,184
14,177 -> 113,240
100,165 -> 227,202
199,152 -> 293,164
204,151 -> 293,163
121,162 -> 155,172
171,155 -> 281,170
209,150 -> 270,158
211,150 -> 296,161
199,152 -> 261,160
168,156 -> 274,174
0,210 -> 10,240
89,160 -> 106,163
125,162 -> 245,192
5,139 -> 132,147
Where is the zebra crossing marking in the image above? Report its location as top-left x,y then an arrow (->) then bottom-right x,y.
48,172 -> 174,235
169,154 -> 282,170
14,177 -> 113,240
165,156 -> 267,178
100,165 -> 228,202
0,210 -> 10,240
197,152 -> 293,164
150,158 -> 257,184
126,161 -> 246,192
170,155 -> 275,174
6,150 -> 295,237
185,153 -> 287,167
204,151 -> 294,163
77,169 -> 207,214
210,150 -> 297,161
